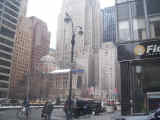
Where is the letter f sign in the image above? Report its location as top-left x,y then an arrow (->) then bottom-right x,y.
146,45 -> 153,53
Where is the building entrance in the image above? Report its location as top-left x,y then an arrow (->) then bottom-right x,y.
132,61 -> 160,113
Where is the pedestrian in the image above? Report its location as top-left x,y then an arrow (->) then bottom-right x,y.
23,97 -> 30,108
41,101 -> 53,120
64,98 -> 75,120
64,99 -> 69,117
22,97 -> 31,119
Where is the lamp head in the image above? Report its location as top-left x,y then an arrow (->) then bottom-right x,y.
64,12 -> 71,24
78,27 -> 83,35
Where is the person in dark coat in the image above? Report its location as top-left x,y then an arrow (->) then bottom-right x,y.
41,101 -> 53,120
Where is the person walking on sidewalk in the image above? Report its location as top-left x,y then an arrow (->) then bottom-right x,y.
41,101 -> 53,120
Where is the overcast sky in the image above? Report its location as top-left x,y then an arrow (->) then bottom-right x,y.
27,0 -> 115,49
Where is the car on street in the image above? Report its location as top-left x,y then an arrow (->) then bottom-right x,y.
115,108 -> 160,120
64,98 -> 105,118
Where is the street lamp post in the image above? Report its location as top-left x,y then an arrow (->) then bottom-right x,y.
64,12 -> 83,120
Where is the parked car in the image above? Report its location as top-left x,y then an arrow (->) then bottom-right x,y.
64,98 -> 105,118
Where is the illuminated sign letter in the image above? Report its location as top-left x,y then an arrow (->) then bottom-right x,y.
157,46 -> 160,52
146,45 -> 153,53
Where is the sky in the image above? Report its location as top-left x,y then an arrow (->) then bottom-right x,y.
27,0 -> 115,49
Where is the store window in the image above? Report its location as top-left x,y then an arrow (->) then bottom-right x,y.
118,21 -> 130,42
134,62 -> 160,113
133,19 -> 147,40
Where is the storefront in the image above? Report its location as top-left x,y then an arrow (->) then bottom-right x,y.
118,39 -> 160,115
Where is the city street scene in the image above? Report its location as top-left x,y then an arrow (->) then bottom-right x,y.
1,0 -> 160,120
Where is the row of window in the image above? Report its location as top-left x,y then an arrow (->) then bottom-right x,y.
4,6 -> 18,18
53,76 -> 82,89
0,75 -> 9,81
117,0 -> 160,42
117,0 -> 160,21
0,59 -> 11,67
0,4 -> 19,20
3,13 -> 17,24
0,51 -> 11,60
118,20 -> 160,42
5,1 -> 19,12
0,83 -> 8,88
3,19 -> 16,30
0,36 -> 14,47
0,66 -> 10,74
0,26 -> 15,39
8,0 -> 20,7
0,43 -> 12,53
55,79 -> 68,89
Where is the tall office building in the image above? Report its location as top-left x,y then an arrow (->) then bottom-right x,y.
56,0 -> 101,89
116,0 -> 160,115
0,0 -> 22,98
102,7 -> 116,42
100,6 -> 120,101
10,16 -> 51,98
98,42 -> 117,100
30,17 -> 50,73
19,0 -> 28,17
56,0 -> 101,67
10,17 -> 33,98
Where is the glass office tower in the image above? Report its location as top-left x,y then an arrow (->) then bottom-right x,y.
0,0 -> 21,98
116,0 -> 160,115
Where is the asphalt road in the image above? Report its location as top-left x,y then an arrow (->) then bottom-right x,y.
0,108 -> 120,120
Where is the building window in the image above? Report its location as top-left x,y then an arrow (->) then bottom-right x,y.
4,7 -> 18,18
0,44 -> 12,53
63,79 -> 68,89
117,3 -> 129,21
0,75 -> 9,81
154,21 -> 160,37
0,37 -> 13,47
0,52 -> 11,60
77,76 -> 82,89
0,67 -> 9,74
116,0 -> 128,4
3,13 -> 18,24
0,59 -> 11,67
0,83 -> 8,88
8,0 -> 20,6
5,1 -> 19,12
133,19 -> 147,41
147,0 -> 160,15
118,21 -> 130,41
2,20 -> 16,30
56,79 -> 58,89
0,26 -> 15,39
